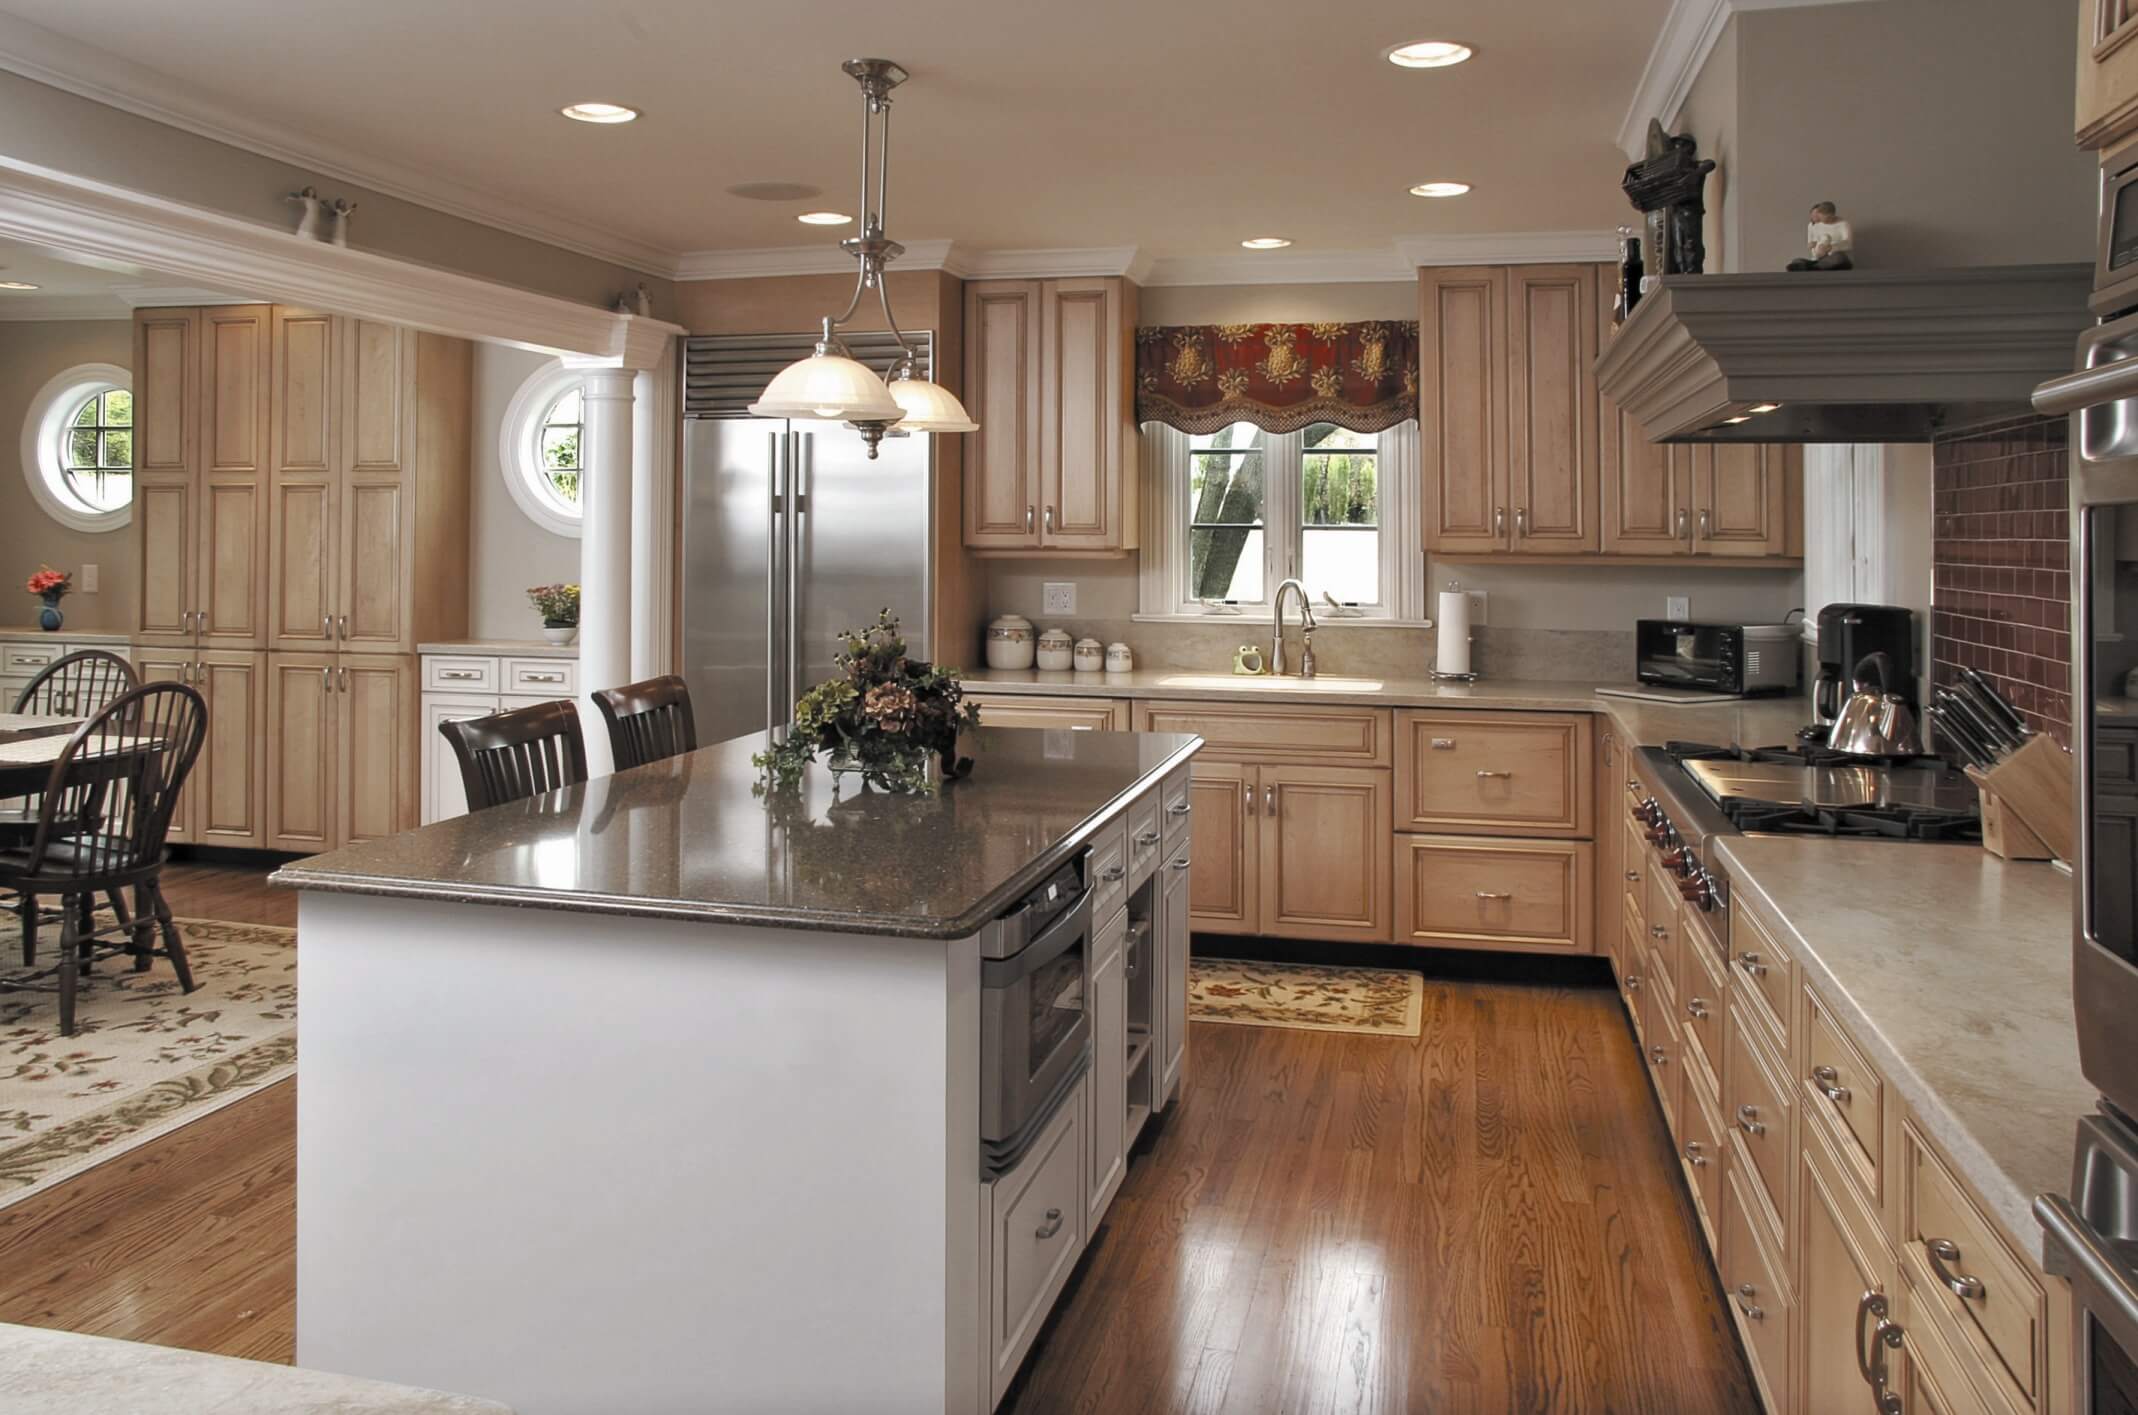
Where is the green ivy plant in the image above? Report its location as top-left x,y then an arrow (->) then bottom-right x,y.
754,609 -> 981,795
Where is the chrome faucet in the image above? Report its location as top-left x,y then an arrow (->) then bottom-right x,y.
1271,578 -> 1317,678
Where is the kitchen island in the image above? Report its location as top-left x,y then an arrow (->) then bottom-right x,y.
273,726 -> 1200,1415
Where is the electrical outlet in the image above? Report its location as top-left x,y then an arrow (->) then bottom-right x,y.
1465,590 -> 1488,626
1666,595 -> 1690,620
1042,581 -> 1076,615
79,563 -> 98,594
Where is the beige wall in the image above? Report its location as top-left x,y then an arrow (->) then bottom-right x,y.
1669,0 -> 2094,274
0,72 -> 674,318
1674,16 -> 1742,273
468,343 -> 578,639
1138,282 -> 1417,325
0,319 -> 136,631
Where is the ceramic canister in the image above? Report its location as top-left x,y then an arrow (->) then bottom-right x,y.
986,614 -> 1036,670
1104,642 -> 1133,672
1072,637 -> 1104,671
1036,628 -> 1074,671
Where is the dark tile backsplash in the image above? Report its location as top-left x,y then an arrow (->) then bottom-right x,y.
1931,413 -> 2071,744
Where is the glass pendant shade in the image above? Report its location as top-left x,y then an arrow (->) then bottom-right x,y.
748,352 -> 903,422
887,373 -> 979,433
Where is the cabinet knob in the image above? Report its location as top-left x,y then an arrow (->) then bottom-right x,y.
1168,856 -> 1191,871
1649,1045 -> 1669,1067
1650,924 -> 1666,940
1733,1283 -> 1764,1322
1100,864 -> 1126,883
1736,951 -> 1768,978
1134,829 -> 1161,846
1683,1141 -> 1708,1167
1626,974 -> 1642,992
1686,997 -> 1709,1020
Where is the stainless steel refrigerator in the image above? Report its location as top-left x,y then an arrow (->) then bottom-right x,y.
680,332 -> 935,745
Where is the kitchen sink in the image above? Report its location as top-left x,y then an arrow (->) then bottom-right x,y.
1153,673 -> 1385,692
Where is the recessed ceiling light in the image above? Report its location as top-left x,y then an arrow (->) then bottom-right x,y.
797,211 -> 853,225
1410,181 -> 1472,198
1240,237 -> 1292,250
1722,415 -> 1752,425
0,280 -> 38,291
559,102 -> 639,124
1748,402 -> 1783,414
1386,40 -> 1473,68
728,182 -> 822,202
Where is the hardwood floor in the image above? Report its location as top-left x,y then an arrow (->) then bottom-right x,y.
0,863 -> 1755,1413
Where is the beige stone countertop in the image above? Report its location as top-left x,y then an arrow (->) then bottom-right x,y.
0,1321 -> 514,1412
0,627 -> 129,644
1714,836 -> 2086,1263
417,638 -> 578,660
960,669 -> 1819,750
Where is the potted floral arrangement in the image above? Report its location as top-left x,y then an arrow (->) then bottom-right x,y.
526,583 -> 580,645
755,609 -> 980,795
26,565 -> 71,632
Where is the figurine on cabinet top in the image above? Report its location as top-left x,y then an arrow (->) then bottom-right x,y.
1787,202 -> 1854,271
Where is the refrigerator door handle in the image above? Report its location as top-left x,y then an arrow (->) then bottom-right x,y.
788,432 -> 809,713
766,430 -> 785,733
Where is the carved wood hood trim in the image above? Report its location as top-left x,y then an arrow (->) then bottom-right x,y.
1592,265 -> 2092,443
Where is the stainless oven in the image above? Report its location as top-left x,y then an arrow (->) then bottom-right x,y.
2039,1116 -> 2138,1415
979,852 -> 1093,1178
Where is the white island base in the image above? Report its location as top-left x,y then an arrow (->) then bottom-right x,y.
296,892 -> 987,1415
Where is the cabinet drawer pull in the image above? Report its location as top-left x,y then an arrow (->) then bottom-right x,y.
1856,1290 -> 1906,1415
1650,1045 -> 1669,1067
1514,507 -> 1528,537
1474,769 -> 1513,779
1736,951 -> 1768,977
1474,890 -> 1512,901
1263,784 -> 1276,816
1687,997 -> 1709,1020
439,670 -> 482,681
1683,1141 -> 1708,1167
1034,1207 -> 1063,1241
1134,829 -> 1161,846
1625,870 -> 1641,882
1025,505 -> 1036,534
1811,1064 -> 1852,1104
337,614 -> 349,640
1736,1104 -> 1765,1136
1650,924 -> 1666,940
1697,509 -> 1712,542
1625,974 -> 1641,992
1100,863 -> 1126,884
1924,1239 -> 1984,1300
1430,737 -> 1456,750
321,614 -> 331,639
1168,856 -> 1191,871
1166,801 -> 1191,816
522,672 -> 566,684
1493,506 -> 1506,537
1733,1283 -> 1764,1321
1043,505 -> 1055,534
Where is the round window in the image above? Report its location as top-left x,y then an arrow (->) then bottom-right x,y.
499,361 -> 586,538
20,363 -> 134,532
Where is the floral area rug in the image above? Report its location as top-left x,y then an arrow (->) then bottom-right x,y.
1188,958 -> 1424,1037
0,918 -> 296,1210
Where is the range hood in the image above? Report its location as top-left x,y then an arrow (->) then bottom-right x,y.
1593,264 -> 2093,443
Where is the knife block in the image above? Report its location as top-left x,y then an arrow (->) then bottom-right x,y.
1964,735 -> 2076,862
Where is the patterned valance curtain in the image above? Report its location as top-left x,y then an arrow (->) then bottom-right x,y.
1134,321 -> 1419,435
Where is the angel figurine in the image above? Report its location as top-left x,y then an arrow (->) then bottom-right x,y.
286,186 -> 327,241
325,197 -> 357,248
1787,201 -> 1853,271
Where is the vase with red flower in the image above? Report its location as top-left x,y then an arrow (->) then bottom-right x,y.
25,566 -> 71,632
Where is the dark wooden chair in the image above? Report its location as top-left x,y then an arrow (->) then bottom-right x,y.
11,649 -> 138,720
439,699 -> 589,811
591,676 -> 698,770
0,682 -> 207,1035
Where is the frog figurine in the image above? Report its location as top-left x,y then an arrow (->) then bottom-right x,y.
1233,644 -> 1266,676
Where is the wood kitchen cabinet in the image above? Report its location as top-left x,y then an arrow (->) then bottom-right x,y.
1086,903 -> 1129,1230
2079,0 -> 2138,151
265,650 -> 418,853
962,277 -> 1138,554
1184,757 -> 1258,932
132,647 -> 266,848
1173,758 -> 1392,944
1424,263 -> 1802,564
962,692 -> 1129,731
1394,834 -> 1593,952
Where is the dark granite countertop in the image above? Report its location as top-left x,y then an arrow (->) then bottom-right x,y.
271,728 -> 1201,938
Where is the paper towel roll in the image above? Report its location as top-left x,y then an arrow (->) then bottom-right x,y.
1435,589 -> 1471,677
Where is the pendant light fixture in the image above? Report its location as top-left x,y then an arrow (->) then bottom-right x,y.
750,59 -> 977,456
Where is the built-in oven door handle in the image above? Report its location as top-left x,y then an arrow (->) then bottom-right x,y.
981,878 -> 1096,989
2038,1193 -> 2138,1340
2037,322 -> 2138,415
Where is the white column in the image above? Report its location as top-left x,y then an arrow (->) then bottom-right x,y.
576,365 -> 636,776
630,347 -> 677,680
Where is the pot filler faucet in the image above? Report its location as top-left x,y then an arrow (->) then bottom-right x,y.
1271,578 -> 1317,678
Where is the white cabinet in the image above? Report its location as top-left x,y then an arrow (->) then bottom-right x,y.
416,649 -> 579,823
985,1073 -> 1086,1409
1158,836 -> 1191,1105
1086,902 -> 1129,1230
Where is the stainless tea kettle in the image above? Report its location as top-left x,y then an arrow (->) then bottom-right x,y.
1827,651 -> 1922,757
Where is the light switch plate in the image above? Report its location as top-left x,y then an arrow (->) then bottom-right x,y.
1042,581 -> 1076,615
1666,595 -> 1690,620
79,563 -> 98,593
1466,590 -> 1488,626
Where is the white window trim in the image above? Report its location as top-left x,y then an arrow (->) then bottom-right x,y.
19,362 -> 133,533
498,359 -> 585,539
1136,419 -> 1426,624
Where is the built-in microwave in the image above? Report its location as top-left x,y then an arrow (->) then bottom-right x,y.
2096,155 -> 2138,318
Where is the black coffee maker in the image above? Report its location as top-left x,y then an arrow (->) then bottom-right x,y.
1813,604 -> 1917,729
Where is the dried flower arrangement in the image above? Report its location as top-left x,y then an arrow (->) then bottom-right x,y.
754,609 -> 979,795
525,583 -> 580,627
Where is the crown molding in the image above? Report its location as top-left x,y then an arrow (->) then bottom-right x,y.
1139,248 -> 1413,287
1616,0 -> 1886,159
0,12 -> 677,278
111,283 -> 258,307
0,293 -> 128,321
1392,230 -> 1622,269
0,154 -> 682,365
672,241 -> 1148,283
950,246 -> 1145,280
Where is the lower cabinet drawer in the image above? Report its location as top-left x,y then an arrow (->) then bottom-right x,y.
1722,1167 -> 1795,1415
1679,1064 -> 1724,1250
1680,932 -> 1725,1092
1127,786 -> 1164,886
423,655 -> 499,693
1898,1261 -> 2003,1415
1900,1121 -> 2044,1411
1725,1000 -> 1795,1257
1805,985 -> 1884,1204
1089,815 -> 1130,922
969,693 -> 1128,732
1637,966 -> 1681,1135
1394,835 -> 1593,953
1160,763 -> 1193,855
502,657 -> 577,696
989,1077 -> 1087,1405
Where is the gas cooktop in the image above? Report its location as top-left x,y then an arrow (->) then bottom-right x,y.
1663,740 -> 1982,843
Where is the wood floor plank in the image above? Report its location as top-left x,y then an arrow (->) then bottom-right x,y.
1,863 -> 1756,1414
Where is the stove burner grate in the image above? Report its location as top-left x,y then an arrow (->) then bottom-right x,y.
1723,801 -> 1982,842
1664,740 -> 1932,770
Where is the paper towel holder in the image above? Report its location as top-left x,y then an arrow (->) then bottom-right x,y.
1430,578 -> 1477,683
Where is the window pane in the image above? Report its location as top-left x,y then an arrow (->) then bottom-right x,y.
72,397 -> 96,428
540,426 -> 581,473
100,429 -> 132,469
546,388 -> 581,425
66,427 -> 97,468
1301,423 -> 1378,528
1191,527 -> 1264,602
1303,528 -> 1380,605
101,389 -> 132,426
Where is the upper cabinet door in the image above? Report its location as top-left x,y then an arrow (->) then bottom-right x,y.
1601,412 -> 1694,555
963,280 -> 1043,548
1038,277 -> 1130,550
339,320 -> 416,653
196,305 -> 272,649
268,308 -> 340,652
1505,265 -> 1599,553
1421,267 -> 1510,553
1694,444 -> 1794,557
133,309 -> 200,645
2079,0 -> 2138,150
